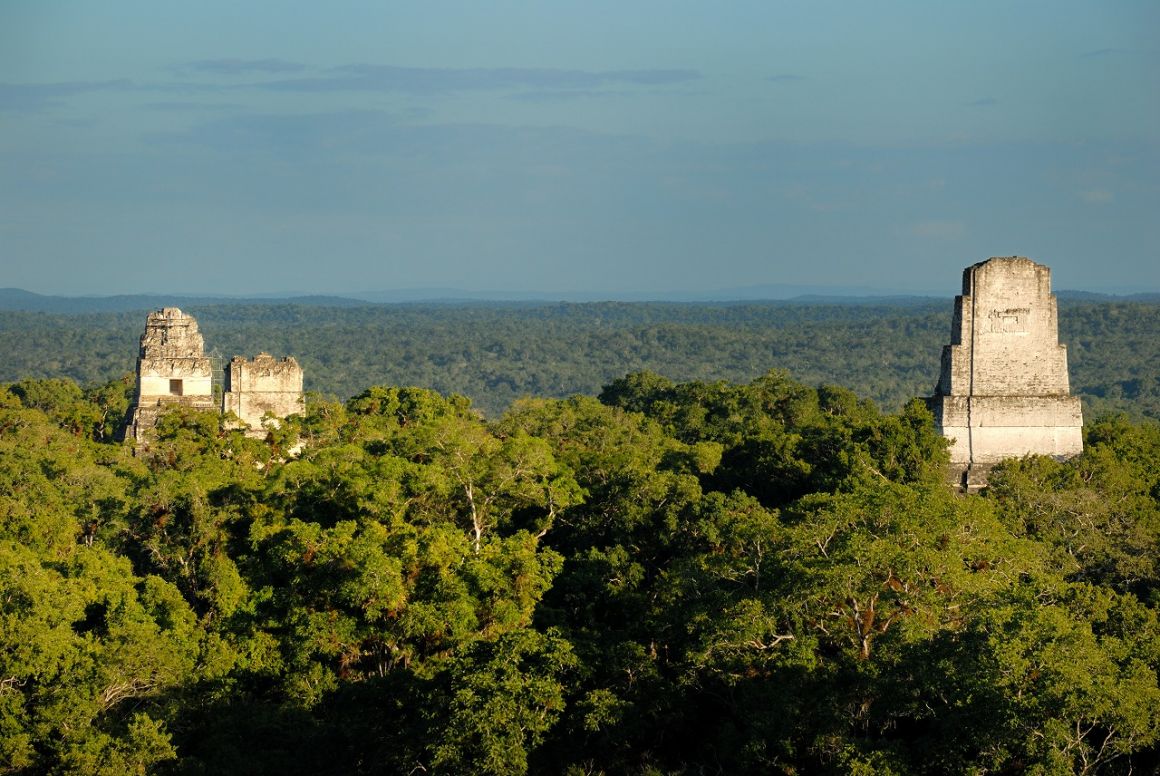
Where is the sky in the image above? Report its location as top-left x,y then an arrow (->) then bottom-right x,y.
1,1 -> 1157,298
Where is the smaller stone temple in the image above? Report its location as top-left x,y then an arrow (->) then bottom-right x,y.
128,308 -> 304,443
129,308 -> 217,442
221,353 -> 305,436
927,257 -> 1083,490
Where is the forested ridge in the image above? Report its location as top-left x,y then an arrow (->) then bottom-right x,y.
2,300 -> 1158,421
2,369 -> 1158,774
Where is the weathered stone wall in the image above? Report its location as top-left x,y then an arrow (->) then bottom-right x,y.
933,395 -> 1083,463
129,308 -> 216,442
126,309 -> 307,445
221,353 -> 305,437
928,257 -> 1083,489
937,258 -> 1070,397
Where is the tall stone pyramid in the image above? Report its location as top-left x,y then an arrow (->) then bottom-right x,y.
128,307 -> 216,443
928,257 -> 1083,489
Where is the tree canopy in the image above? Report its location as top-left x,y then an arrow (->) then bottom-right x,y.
0,371 -> 1157,774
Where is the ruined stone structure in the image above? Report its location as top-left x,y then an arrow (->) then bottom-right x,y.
128,308 -> 304,443
129,308 -> 216,442
928,257 -> 1083,490
222,353 -> 305,438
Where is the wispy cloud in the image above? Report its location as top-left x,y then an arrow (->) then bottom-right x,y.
508,89 -> 617,103
145,109 -> 643,165
0,79 -> 131,111
2,64 -> 700,114
967,97 -> 997,107
1079,48 -> 1127,59
0,78 -> 238,112
1078,189 -> 1113,204
255,65 -> 701,95
172,58 -> 309,76
767,74 -> 805,83
910,220 -> 966,239
143,101 -> 245,112
145,109 -> 397,153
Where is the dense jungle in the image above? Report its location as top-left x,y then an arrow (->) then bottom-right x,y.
1,299 -> 1158,421
1,363 -> 1158,774
2,298 -> 1160,773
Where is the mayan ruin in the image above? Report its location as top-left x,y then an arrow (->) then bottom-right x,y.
128,308 -> 217,442
927,257 -> 1084,490
128,308 -> 304,442
222,353 -> 306,436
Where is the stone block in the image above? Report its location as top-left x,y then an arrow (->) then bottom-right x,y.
928,257 -> 1083,489
221,353 -> 305,438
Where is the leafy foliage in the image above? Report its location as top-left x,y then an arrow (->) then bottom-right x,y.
0,372 -> 1157,774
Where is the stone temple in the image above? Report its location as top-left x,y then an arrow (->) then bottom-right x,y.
222,353 -> 306,435
129,308 -> 217,442
128,308 -> 304,443
927,257 -> 1083,490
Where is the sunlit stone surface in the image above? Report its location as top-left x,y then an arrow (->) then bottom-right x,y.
928,257 -> 1083,490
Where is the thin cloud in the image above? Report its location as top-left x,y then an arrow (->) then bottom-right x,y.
255,64 -> 701,95
767,74 -> 805,83
910,220 -> 966,239
145,110 -> 397,153
0,79 -> 234,112
508,89 -> 616,103
145,109 -> 643,164
0,79 -> 131,111
2,64 -> 699,112
967,97 -> 997,107
172,58 -> 309,76
1079,48 -> 1127,59
1078,189 -> 1113,204
143,101 -> 245,112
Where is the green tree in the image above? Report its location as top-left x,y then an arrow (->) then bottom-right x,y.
430,629 -> 577,775
0,542 -> 201,773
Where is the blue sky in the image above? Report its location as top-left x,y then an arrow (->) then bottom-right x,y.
1,1 -> 1156,297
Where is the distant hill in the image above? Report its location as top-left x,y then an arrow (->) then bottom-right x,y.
1057,289 -> 1160,303
342,283 -> 946,304
6,285 -> 1158,315
0,288 -> 372,314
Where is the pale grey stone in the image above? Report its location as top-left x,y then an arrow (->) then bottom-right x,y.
928,257 -> 1083,490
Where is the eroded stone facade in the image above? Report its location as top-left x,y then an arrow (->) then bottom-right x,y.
928,257 -> 1083,489
222,353 -> 305,437
129,308 -> 216,442
128,308 -> 305,444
